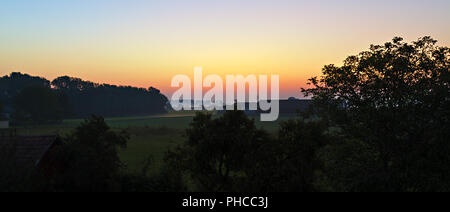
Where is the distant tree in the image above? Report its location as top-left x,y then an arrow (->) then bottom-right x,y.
12,86 -> 65,124
0,72 -> 50,113
52,76 -> 168,118
0,72 -> 50,95
51,76 -> 95,91
46,116 -> 129,192
303,37 -> 450,191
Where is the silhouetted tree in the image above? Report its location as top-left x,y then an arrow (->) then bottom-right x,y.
0,72 -> 50,115
0,72 -> 50,97
303,37 -> 450,191
45,116 -> 129,192
166,111 -> 272,192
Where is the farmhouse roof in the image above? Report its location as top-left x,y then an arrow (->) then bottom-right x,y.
0,135 -> 61,167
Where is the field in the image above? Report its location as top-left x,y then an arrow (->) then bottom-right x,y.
15,111 -> 295,174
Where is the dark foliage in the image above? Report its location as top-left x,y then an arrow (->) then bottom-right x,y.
166,111 -> 273,192
166,111 -> 329,192
52,76 -> 168,118
0,116 -> 183,192
43,116 -> 129,191
270,117 -> 330,192
303,37 -> 450,191
0,73 -> 50,114
12,86 -> 66,124
0,73 -> 50,101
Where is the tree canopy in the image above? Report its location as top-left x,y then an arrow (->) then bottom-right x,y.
166,111 -> 272,192
303,36 -> 450,191
45,116 -> 129,192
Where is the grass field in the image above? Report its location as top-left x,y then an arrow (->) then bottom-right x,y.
14,111 -> 296,174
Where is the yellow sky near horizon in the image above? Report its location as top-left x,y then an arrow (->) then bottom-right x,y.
1,0 -> 449,98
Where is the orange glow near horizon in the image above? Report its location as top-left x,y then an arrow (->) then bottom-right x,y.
1,0 -> 449,99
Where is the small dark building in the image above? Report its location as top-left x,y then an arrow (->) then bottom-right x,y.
0,135 -> 62,168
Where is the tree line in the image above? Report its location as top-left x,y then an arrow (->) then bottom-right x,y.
0,73 -> 169,125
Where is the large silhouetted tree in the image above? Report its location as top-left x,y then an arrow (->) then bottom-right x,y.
303,37 -> 450,191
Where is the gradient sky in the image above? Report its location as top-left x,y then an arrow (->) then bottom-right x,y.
1,0 -> 449,98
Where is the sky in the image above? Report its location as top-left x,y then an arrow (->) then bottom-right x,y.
0,0 -> 449,98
